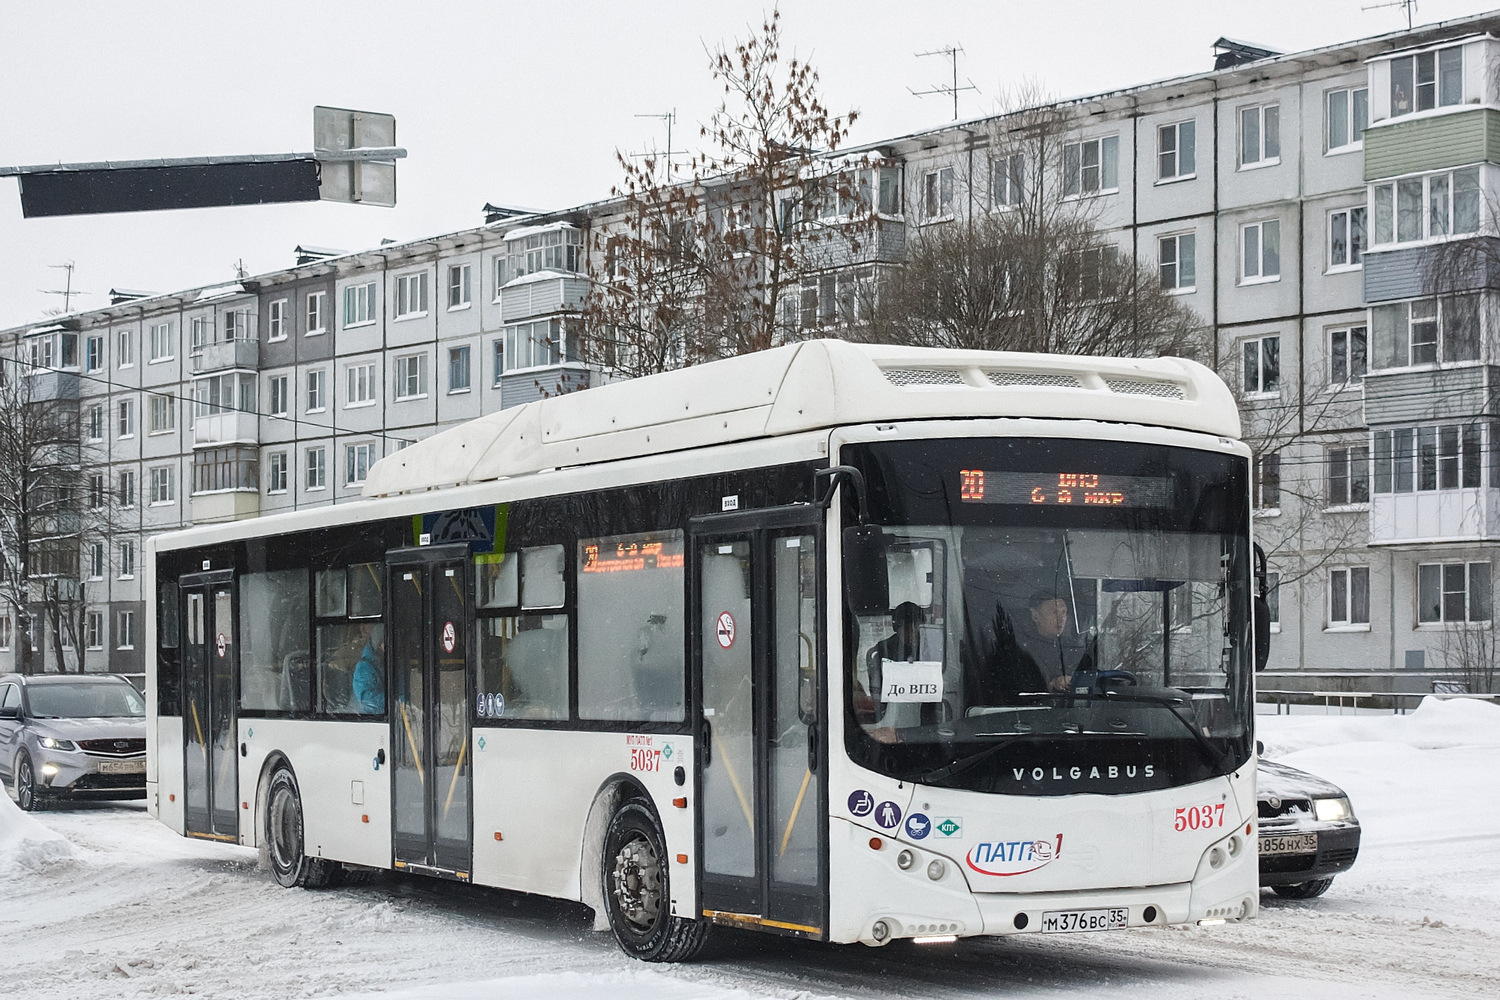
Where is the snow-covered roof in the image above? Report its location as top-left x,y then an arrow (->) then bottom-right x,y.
502,221 -> 579,242
363,340 -> 1239,498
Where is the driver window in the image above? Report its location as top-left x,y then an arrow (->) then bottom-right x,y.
853,536 -> 949,731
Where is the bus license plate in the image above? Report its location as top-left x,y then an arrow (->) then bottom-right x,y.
1258,833 -> 1317,855
100,760 -> 145,774
1040,907 -> 1128,933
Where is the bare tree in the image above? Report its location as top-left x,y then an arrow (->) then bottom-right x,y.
581,8 -> 867,372
1436,621 -> 1497,693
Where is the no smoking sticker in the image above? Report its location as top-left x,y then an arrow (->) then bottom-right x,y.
715,611 -> 736,649
441,621 -> 456,653
215,633 -> 227,658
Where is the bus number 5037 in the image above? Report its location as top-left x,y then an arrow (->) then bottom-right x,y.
1175,803 -> 1225,831
630,747 -> 662,772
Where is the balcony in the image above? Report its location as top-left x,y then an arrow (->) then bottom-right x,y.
499,274 -> 589,323
802,216 -> 906,270
1363,107 -> 1500,181
26,370 -> 80,401
193,411 -> 259,447
192,338 -> 259,373
1370,488 -> 1500,545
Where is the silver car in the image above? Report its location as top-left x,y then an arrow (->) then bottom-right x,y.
0,673 -> 147,811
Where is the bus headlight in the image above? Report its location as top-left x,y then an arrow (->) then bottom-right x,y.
1313,797 -> 1353,822
927,859 -> 946,881
896,849 -> 915,870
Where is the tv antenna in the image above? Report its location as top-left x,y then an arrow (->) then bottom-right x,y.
631,110 -> 684,182
39,261 -> 88,313
1363,0 -> 1417,29
910,46 -> 979,121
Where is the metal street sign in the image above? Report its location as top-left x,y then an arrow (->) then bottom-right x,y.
314,106 -> 397,207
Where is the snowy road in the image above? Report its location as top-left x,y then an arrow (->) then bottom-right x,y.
2,699 -> 1497,1000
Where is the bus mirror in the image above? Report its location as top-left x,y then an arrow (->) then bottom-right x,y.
1254,594 -> 1271,672
843,525 -> 890,617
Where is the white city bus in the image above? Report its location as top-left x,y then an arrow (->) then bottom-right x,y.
146,340 -> 1266,960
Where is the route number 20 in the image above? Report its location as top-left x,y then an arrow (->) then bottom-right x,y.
1174,803 -> 1225,831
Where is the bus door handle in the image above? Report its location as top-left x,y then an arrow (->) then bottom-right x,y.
806,721 -> 819,774
700,718 -> 713,769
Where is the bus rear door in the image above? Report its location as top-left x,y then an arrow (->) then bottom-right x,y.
387,546 -> 473,880
692,507 -> 826,938
178,569 -> 238,842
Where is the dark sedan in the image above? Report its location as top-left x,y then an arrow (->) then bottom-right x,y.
0,673 -> 147,811
1257,757 -> 1361,898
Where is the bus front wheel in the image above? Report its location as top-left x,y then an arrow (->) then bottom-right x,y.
602,798 -> 710,962
265,765 -> 344,889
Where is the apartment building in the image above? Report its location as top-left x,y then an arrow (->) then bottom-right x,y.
4,11 -> 1499,691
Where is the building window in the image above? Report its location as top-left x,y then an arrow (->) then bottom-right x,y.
149,394 -> 175,434
192,446 -> 259,493
190,316 -> 209,355
1063,136 -> 1119,196
118,470 -> 136,508
28,336 -> 54,371
148,322 -> 173,362
1329,567 -> 1371,627
306,447 -> 326,490
1373,423 -> 1484,493
346,362 -> 376,406
85,335 -> 103,372
1390,46 -> 1463,118
345,443 -> 375,486
267,452 -> 289,494
1329,326 -> 1368,387
989,153 -> 1024,208
85,612 -> 103,650
88,473 -> 104,510
1418,561 -> 1490,624
117,329 -> 134,368
88,542 -> 104,580
1157,120 -> 1196,181
306,291 -> 327,335
0,616 -> 10,650
1328,207 -> 1366,270
268,375 -> 289,417
448,264 -> 472,309
448,346 -> 472,393
117,399 -> 135,438
223,308 -> 250,341
1372,167 -> 1480,247
1239,104 -> 1280,167
306,369 -> 326,412
922,166 -> 955,219
87,404 -> 104,442
343,281 -> 377,327
1328,445 -> 1370,506
394,271 -> 430,319
1326,87 -> 1369,152
394,354 -> 429,400
1253,452 -> 1281,510
1240,220 -> 1281,282
1371,294 -> 1479,369
116,611 -> 135,650
503,319 -> 565,370
492,339 -> 505,385
502,227 -> 584,283
493,255 -> 507,298
267,298 -> 288,341
119,541 -> 135,579
1242,335 -> 1280,396
150,466 -> 175,505
1158,233 -> 1196,291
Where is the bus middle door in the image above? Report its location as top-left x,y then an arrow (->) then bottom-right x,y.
178,569 -> 239,843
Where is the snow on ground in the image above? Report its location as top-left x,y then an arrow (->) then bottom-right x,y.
1,698 -> 1496,1000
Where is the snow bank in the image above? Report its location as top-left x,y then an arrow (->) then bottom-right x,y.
1260,695 -> 1500,758
336,969 -> 840,1000
0,792 -> 74,877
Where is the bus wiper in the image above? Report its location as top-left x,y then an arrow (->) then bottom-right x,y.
913,734 -> 1032,784
1095,690 -> 1229,770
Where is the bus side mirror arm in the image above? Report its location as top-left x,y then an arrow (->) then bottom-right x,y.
814,466 -> 870,524
1253,543 -> 1271,673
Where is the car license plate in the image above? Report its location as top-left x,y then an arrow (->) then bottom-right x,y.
1258,832 -> 1317,855
1040,907 -> 1129,933
99,759 -> 145,774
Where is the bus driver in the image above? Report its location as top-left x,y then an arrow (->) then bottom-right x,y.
969,589 -> 1090,708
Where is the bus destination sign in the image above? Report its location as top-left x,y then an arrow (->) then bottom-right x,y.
959,470 -> 1171,508
581,532 -> 685,574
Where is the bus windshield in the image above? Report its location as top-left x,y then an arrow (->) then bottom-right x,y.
842,436 -> 1254,795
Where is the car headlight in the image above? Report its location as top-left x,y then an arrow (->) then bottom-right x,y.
1313,796 -> 1353,823
39,737 -> 77,751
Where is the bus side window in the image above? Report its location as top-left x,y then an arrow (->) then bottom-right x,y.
157,581 -> 182,716
239,569 -> 312,714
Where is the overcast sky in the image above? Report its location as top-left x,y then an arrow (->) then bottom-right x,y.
1,0 -> 1495,328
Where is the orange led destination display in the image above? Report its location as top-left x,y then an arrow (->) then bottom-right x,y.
959,470 -> 1171,508
582,533 -> 685,574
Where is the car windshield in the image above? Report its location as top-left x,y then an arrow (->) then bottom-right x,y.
27,681 -> 145,719
842,436 -> 1253,795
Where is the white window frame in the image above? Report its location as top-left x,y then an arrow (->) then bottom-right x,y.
448,345 -> 472,394
1328,206 -> 1367,272
148,394 -> 175,435
267,451 -> 289,494
306,369 -> 326,413
1325,86 -> 1369,154
1253,452 -> 1281,513
1242,334 -> 1281,397
1389,45 -> 1464,119
150,465 -> 175,505
343,281 -> 377,328
393,354 -> 429,400
85,334 -> 104,373
345,442 -> 375,486
1370,167 -> 1482,248
87,542 -> 104,581
305,447 -> 327,491
85,611 -> 104,651
148,322 -> 173,363
447,264 -> 472,310
1328,325 -> 1368,389
1328,566 -> 1371,630
1156,120 -> 1196,183
116,610 -> 135,650
493,256 -> 506,301
922,166 -> 956,221
118,540 -> 136,580
117,398 -> 135,439
1063,135 -> 1120,197
1240,220 -> 1281,284
306,291 -> 327,336
394,271 -> 430,320
267,298 -> 288,342
117,329 -> 134,369
268,374 -> 290,417
989,153 -> 1024,209
1326,444 -> 1371,508
1417,561 -> 1491,625
87,404 -> 104,442
1158,232 -> 1196,293
1238,103 -> 1280,169
190,316 -> 209,355
492,339 -> 505,385
345,362 -> 376,407
118,469 -> 136,509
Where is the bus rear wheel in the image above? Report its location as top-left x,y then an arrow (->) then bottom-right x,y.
265,765 -> 343,889
602,798 -> 710,962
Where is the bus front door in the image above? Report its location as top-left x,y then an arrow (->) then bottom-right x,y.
388,547 -> 473,880
178,570 -> 238,842
694,511 -> 825,938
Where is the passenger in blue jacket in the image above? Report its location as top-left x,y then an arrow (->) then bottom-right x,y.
352,624 -> 386,714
